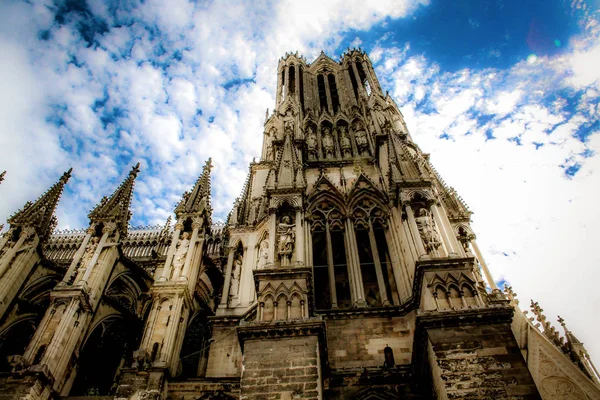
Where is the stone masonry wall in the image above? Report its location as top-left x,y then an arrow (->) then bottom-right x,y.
325,313 -> 415,369
205,325 -> 242,378
240,336 -> 320,400
427,322 -> 540,399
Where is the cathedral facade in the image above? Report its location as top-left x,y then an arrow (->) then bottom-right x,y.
0,51 -> 598,399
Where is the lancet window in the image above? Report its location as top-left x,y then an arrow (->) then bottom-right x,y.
288,65 -> 296,96
309,188 -> 398,310
317,74 -> 328,112
328,74 -> 340,114
310,199 -> 351,309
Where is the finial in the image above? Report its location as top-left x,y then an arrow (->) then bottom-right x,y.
204,158 -> 213,171
558,316 -> 567,329
60,168 -> 73,183
130,163 -> 141,176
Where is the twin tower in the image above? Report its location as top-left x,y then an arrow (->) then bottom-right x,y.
0,50 -> 598,399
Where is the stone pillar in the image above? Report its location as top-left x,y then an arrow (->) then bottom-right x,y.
219,247 -> 236,308
345,219 -> 366,307
368,220 -> 390,306
470,239 -> 497,290
160,222 -> 183,281
180,218 -> 202,280
405,204 -> 427,258
79,224 -> 113,284
268,214 -> 277,265
430,203 -> 454,257
61,228 -> 93,284
0,227 -> 33,278
325,222 -> 338,308
295,210 -> 305,264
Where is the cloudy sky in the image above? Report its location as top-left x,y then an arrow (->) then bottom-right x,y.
1,0 -> 599,362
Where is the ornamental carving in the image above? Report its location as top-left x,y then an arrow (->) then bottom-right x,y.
277,215 -> 295,267
540,376 -> 585,399
415,208 -> 441,254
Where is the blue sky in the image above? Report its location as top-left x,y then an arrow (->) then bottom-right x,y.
0,0 -> 599,361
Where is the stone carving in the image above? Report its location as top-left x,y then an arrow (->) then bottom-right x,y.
354,121 -> 369,155
540,376 -> 585,399
322,126 -> 334,159
230,256 -> 242,297
132,348 -> 149,370
7,355 -> 29,373
230,198 -> 240,226
306,126 -> 318,160
339,125 -> 352,157
415,208 -> 441,253
277,215 -> 295,266
138,390 -> 161,400
172,232 -> 190,270
373,103 -> 388,129
257,239 -> 269,269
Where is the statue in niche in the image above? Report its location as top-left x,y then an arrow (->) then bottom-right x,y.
339,125 -> 352,157
322,126 -> 334,159
172,232 -> 191,270
354,122 -> 369,155
306,126 -> 318,160
415,208 -> 441,253
373,103 -> 388,130
257,239 -> 269,269
230,256 -> 242,298
266,134 -> 274,160
277,215 -> 296,266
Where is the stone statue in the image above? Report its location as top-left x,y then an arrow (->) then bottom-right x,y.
339,125 -> 352,157
415,208 -> 441,253
132,348 -> 149,370
172,232 -> 190,270
230,257 -> 242,297
373,103 -> 388,129
306,126 -> 318,160
322,126 -> 334,159
7,355 -> 28,373
257,239 -> 269,269
354,122 -> 369,155
230,198 -> 240,226
277,216 -> 295,266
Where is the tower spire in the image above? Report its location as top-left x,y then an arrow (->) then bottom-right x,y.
88,163 -> 140,236
7,168 -> 72,240
175,158 -> 213,219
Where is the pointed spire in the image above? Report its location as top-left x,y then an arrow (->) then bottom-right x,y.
7,168 -> 72,240
175,158 -> 213,218
88,163 -> 140,236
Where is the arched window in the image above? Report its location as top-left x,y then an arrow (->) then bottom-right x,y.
310,199 -> 350,309
352,197 -> 396,307
179,312 -> 210,378
328,74 -> 340,113
288,65 -> 296,96
317,74 -> 328,112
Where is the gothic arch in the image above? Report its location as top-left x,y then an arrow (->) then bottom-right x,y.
20,274 -> 61,307
0,314 -> 38,372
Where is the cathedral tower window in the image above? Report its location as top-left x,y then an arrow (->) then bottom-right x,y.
327,74 -> 340,114
288,65 -> 296,97
299,65 -> 305,112
317,74 -> 328,112
348,62 -> 360,102
280,68 -> 286,101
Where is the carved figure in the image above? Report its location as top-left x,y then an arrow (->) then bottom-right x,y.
277,216 -> 295,265
230,257 -> 242,297
306,126 -> 318,160
230,198 -> 240,226
339,125 -> 352,157
373,103 -> 388,129
415,209 -> 441,253
173,232 -> 190,270
8,355 -> 29,373
354,122 -> 369,155
132,348 -> 148,370
257,239 -> 269,269
322,126 -> 334,159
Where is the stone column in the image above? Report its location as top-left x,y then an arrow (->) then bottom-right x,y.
79,225 -> 112,284
160,222 -> 183,281
345,219 -> 366,307
268,213 -> 277,265
431,203 -> 460,257
295,210 -> 304,264
180,217 -> 202,280
405,204 -> 427,258
368,221 -> 390,306
61,228 -> 93,284
218,247 -> 236,308
470,239 -> 497,290
430,203 -> 452,257
325,222 -> 338,308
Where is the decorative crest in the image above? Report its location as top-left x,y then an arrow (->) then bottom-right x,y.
88,163 -> 140,236
7,168 -> 72,240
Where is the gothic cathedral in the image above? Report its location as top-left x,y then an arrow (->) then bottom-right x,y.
0,51 -> 598,399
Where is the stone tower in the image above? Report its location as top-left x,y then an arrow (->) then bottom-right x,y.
0,51 -> 598,400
